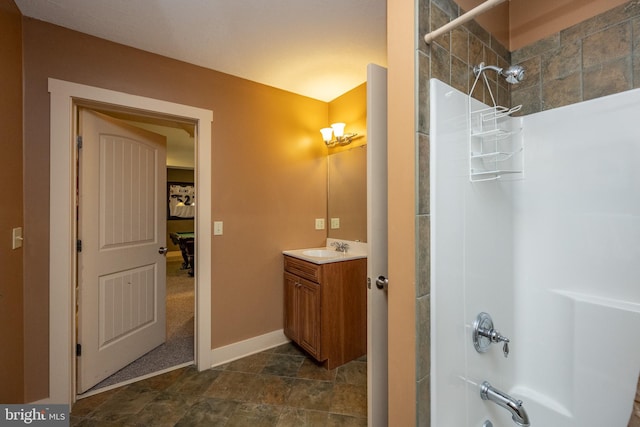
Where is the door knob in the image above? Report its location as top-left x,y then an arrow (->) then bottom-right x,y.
158,246 -> 168,255
375,276 -> 389,291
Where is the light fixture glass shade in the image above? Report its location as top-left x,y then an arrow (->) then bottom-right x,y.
331,122 -> 346,138
320,127 -> 333,142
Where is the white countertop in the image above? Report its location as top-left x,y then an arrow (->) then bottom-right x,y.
283,247 -> 367,265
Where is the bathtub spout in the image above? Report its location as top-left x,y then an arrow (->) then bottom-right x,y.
480,381 -> 530,427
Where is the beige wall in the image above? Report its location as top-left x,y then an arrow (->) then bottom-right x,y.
388,0 -> 417,424
0,0 -> 24,404
328,83 -> 367,153
21,18 -> 328,400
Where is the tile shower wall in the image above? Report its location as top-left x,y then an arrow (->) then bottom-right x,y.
417,0 -> 640,425
511,1 -> 640,115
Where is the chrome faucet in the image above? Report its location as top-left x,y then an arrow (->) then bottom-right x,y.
330,241 -> 349,253
480,381 -> 530,427
473,312 -> 511,357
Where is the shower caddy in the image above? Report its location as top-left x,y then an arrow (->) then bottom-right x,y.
468,65 -> 523,182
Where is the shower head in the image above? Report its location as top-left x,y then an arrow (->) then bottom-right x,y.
473,63 -> 525,85
502,65 -> 525,84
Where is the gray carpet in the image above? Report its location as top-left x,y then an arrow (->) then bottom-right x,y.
85,260 -> 195,393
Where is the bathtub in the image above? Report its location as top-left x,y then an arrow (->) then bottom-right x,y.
504,290 -> 640,427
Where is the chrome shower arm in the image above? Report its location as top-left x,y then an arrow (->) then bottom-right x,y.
473,63 -> 503,77
473,62 -> 525,84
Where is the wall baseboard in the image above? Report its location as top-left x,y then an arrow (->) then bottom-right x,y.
210,329 -> 289,368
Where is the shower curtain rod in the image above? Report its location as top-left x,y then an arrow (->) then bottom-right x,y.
423,0 -> 508,44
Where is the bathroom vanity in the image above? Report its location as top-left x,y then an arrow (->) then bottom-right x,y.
283,249 -> 366,369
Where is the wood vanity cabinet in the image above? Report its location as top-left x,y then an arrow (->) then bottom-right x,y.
283,255 -> 367,369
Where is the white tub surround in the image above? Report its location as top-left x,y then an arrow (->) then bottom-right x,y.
431,79 -> 640,427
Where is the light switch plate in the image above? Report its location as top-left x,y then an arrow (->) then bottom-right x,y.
330,218 -> 340,229
315,218 -> 325,230
12,227 -> 23,249
213,221 -> 223,235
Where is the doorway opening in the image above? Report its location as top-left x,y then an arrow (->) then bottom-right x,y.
74,107 -> 197,396
48,78 -> 213,405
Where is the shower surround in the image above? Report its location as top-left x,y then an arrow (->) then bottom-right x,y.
417,1 -> 640,424
430,78 -> 640,426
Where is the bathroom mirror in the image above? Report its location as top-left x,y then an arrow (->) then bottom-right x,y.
327,145 -> 367,242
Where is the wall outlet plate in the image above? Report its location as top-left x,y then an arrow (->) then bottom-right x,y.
213,221 -> 223,235
315,218 -> 325,230
330,218 -> 340,229
12,227 -> 23,249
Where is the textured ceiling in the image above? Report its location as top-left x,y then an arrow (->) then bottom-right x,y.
15,0 -> 387,102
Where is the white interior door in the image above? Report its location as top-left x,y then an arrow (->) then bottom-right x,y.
77,109 -> 167,393
367,63 -> 389,426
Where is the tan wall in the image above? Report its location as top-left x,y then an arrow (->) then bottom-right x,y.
0,0 -> 24,404
388,0 -> 417,424
22,18 -> 328,400
328,83 -> 367,153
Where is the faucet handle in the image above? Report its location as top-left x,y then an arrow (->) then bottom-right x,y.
473,312 -> 511,358
489,329 -> 510,358
330,241 -> 349,253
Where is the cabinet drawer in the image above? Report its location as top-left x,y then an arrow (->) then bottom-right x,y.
284,256 -> 320,283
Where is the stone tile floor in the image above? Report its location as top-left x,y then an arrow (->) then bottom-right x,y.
71,343 -> 367,426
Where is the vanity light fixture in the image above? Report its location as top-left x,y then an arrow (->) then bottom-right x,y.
320,122 -> 360,147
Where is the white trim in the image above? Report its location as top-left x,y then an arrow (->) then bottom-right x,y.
47,78 -> 213,405
210,330 -> 289,367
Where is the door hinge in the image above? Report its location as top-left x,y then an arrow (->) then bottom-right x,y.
76,135 -> 83,149
76,239 -> 82,252
76,343 -> 81,357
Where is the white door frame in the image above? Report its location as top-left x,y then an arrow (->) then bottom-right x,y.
48,78 -> 213,405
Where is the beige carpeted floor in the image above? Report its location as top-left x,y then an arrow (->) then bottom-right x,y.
85,260 -> 195,393
166,261 -> 195,339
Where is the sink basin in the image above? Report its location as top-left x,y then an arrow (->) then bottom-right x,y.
283,246 -> 366,264
302,249 -> 340,258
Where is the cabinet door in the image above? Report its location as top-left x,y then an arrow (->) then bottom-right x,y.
297,278 -> 321,358
283,273 -> 298,342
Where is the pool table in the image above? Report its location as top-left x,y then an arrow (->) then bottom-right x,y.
170,231 -> 195,276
